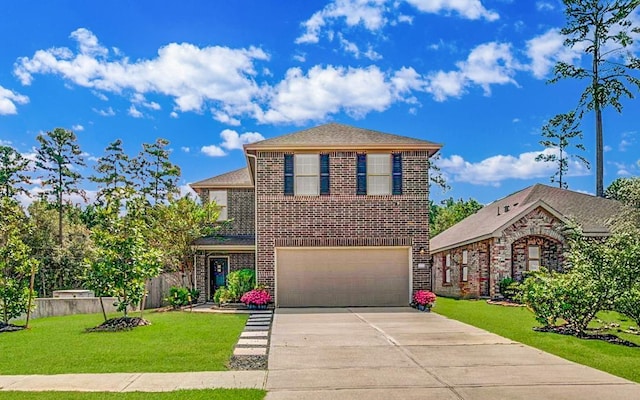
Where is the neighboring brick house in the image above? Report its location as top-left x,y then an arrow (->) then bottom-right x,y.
430,184 -> 623,299
190,123 -> 441,306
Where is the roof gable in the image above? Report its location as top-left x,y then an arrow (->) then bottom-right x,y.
430,184 -> 624,253
190,167 -> 253,189
244,122 -> 441,151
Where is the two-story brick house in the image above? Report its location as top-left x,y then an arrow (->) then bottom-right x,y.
191,123 -> 441,307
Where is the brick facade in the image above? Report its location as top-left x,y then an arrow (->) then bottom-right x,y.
255,150 -> 432,297
433,207 -> 566,298
195,252 -> 256,301
197,187 -> 255,235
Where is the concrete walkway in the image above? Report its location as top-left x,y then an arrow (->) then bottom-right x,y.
0,371 -> 266,392
266,307 -> 640,400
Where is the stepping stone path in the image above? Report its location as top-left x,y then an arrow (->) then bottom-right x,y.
233,310 -> 273,358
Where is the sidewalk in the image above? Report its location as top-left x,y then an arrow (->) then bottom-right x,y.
0,371 -> 267,392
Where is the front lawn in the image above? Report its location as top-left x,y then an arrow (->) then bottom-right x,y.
433,297 -> 640,383
0,311 -> 247,375
0,390 -> 265,400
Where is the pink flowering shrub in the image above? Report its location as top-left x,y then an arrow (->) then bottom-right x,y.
240,289 -> 272,305
413,290 -> 436,306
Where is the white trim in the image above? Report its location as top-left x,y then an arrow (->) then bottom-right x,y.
207,256 -> 230,300
192,245 -> 255,252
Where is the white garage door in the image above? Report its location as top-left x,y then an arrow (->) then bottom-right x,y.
276,247 -> 411,307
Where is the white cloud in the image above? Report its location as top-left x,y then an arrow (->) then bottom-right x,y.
262,65 -> 403,123
296,0 -> 497,46
15,28 -> 270,116
72,124 -> 84,131
131,93 -> 161,110
170,111 -> 179,118
0,139 -> 13,146
93,106 -> 115,116
535,1 -> 555,11
439,148 -> 590,186
181,146 -> 190,153
91,90 -> 109,101
128,105 -> 143,118
201,144 -> 227,157
426,42 -> 519,101
604,145 -> 613,152
404,0 -> 498,21
0,85 -> 29,115
525,29 -> 582,79
219,129 -> 265,150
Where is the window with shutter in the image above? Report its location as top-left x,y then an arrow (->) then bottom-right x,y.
284,154 -> 294,195
367,154 -> 391,195
320,154 -> 330,195
294,154 -> 319,196
356,154 -> 367,195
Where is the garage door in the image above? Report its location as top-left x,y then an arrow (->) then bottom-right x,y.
276,247 -> 410,307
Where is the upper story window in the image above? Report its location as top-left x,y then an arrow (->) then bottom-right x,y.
295,154 -> 319,196
367,154 -> 391,195
357,153 -> 402,196
284,154 -> 330,196
209,190 -> 228,221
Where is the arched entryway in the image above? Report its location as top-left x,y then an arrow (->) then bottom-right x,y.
511,235 -> 563,281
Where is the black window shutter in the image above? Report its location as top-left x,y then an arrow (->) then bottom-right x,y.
392,153 -> 402,195
284,154 -> 294,195
320,154 -> 330,195
356,154 -> 367,195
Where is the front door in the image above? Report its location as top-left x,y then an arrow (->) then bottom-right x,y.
209,258 -> 229,300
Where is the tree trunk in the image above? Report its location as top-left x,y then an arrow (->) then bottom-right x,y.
25,263 -> 37,329
595,106 -> 604,197
99,296 -> 107,321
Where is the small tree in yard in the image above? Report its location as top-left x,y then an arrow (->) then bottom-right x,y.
88,196 -> 162,321
0,198 -> 39,326
535,111 -> 590,189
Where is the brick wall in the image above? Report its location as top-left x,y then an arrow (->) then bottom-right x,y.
198,187 -> 255,235
194,251 -> 256,301
255,150 -> 432,297
432,206 -> 567,298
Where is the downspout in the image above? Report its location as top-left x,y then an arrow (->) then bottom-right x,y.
246,153 -> 259,289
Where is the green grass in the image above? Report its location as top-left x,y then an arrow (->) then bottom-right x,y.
0,311 -> 247,375
433,297 -> 640,383
0,390 -> 265,400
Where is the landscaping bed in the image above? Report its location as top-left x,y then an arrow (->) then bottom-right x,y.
0,322 -> 25,333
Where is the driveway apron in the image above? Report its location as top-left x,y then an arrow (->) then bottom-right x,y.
266,307 -> 640,400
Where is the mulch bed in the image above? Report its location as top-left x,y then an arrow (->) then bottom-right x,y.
227,355 -> 267,370
534,325 -> 639,347
0,322 -> 25,333
86,316 -> 151,332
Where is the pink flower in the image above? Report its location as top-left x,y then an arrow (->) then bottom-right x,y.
241,289 -> 272,305
413,290 -> 436,306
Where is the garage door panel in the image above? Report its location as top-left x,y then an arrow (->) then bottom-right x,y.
276,247 -> 409,307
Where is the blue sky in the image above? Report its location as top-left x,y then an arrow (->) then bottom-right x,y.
0,0 -> 638,205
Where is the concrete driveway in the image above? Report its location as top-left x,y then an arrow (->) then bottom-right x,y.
266,307 -> 640,400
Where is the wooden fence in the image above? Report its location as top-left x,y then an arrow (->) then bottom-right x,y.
145,272 -> 184,309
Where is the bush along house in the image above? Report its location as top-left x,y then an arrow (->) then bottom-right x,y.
430,184 -> 623,299
190,123 -> 442,307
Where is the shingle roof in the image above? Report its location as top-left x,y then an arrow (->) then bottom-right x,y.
430,184 -> 624,253
190,167 -> 252,189
193,235 -> 255,247
244,122 -> 441,151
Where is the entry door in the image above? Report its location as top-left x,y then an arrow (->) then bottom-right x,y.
209,258 -> 229,299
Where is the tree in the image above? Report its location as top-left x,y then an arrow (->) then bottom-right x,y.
25,199 -> 94,296
0,198 -> 39,324
430,197 -> 483,236
428,153 -> 450,193
151,195 -> 220,287
136,138 -> 181,204
0,146 -> 31,200
535,111 -> 590,188
35,128 -> 86,246
90,139 -> 133,204
88,196 -> 162,317
551,0 -> 640,197
605,176 -> 640,207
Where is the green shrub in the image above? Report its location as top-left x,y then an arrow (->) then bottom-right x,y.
226,269 -> 255,301
616,285 -> 640,328
499,277 -> 521,301
213,287 -> 233,304
518,269 -> 563,328
166,286 -> 198,309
